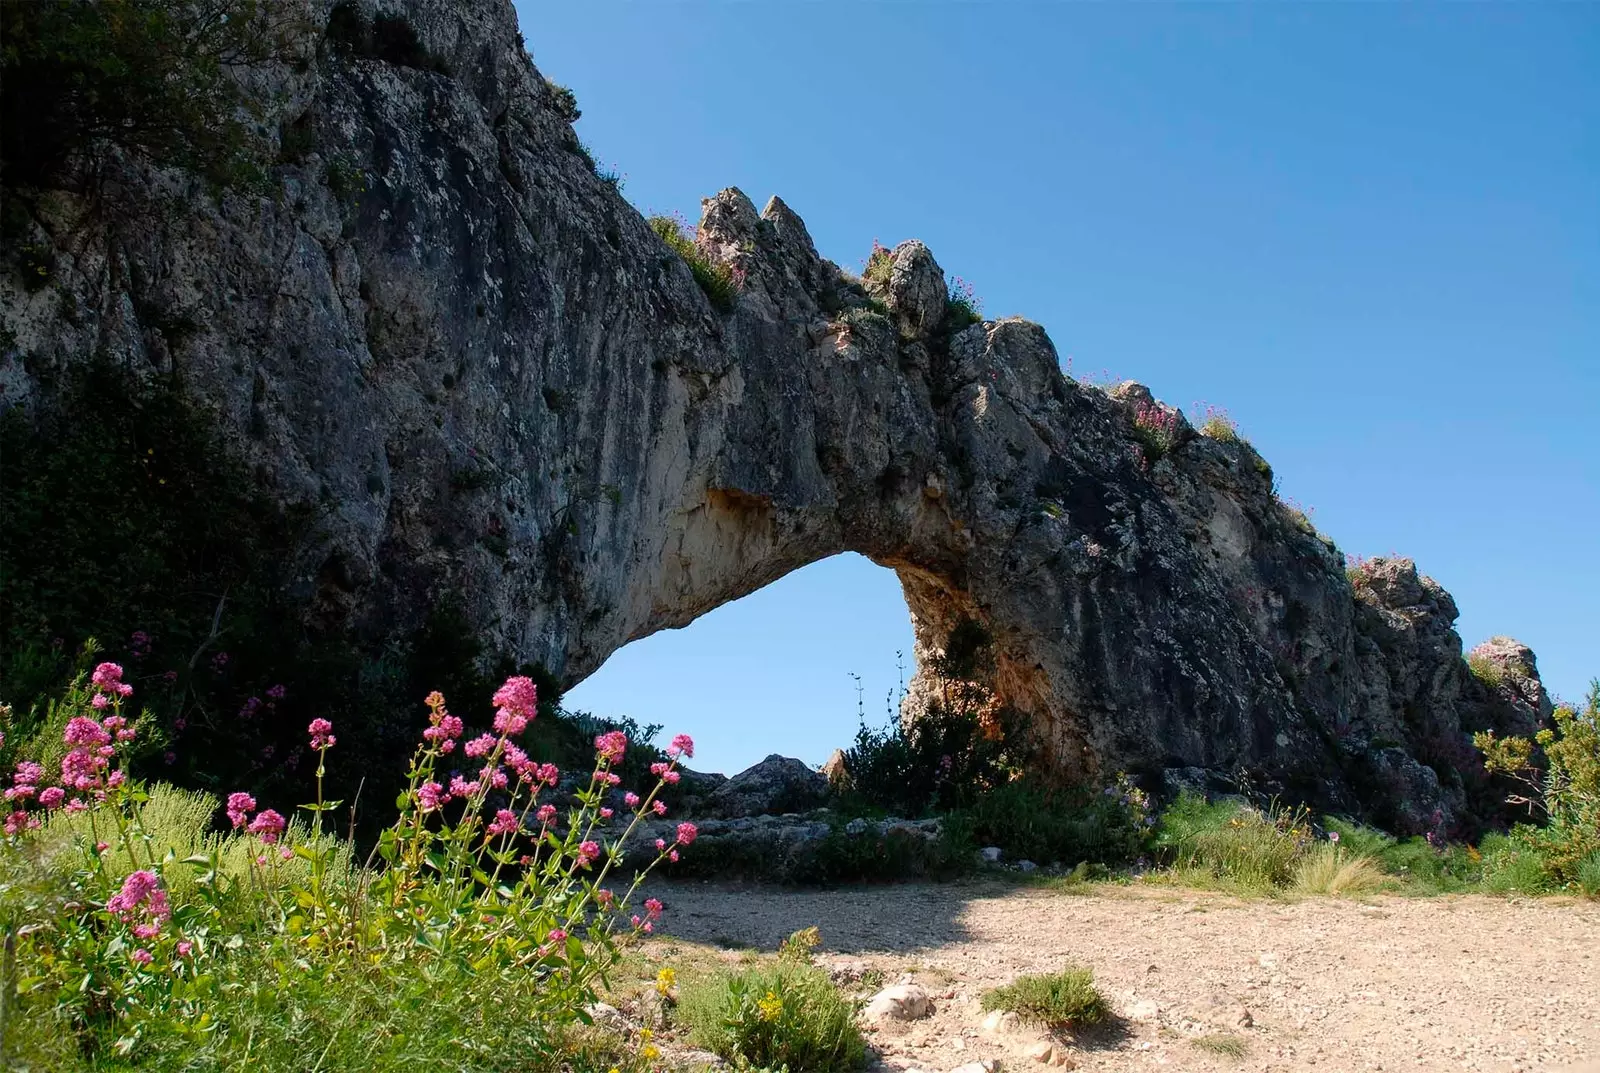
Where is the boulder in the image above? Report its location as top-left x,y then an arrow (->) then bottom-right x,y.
862,983 -> 934,1023
700,755 -> 828,818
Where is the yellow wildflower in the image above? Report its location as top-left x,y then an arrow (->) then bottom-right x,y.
757,988 -> 784,1023
656,966 -> 677,996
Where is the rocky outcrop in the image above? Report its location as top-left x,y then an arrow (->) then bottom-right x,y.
699,755 -> 829,819
0,0 -> 1550,829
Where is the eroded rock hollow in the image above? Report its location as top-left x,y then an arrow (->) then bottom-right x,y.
1,0 -> 1550,830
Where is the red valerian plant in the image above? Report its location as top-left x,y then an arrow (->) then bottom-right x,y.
1,668 -> 696,1060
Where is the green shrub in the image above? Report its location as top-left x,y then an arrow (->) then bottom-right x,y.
1576,850 -> 1600,897
980,966 -> 1109,1031
861,240 -> 894,289
648,214 -> 739,312
955,775 -> 1152,868
1130,402 -> 1180,463
1475,680 -> 1600,888
679,962 -> 867,1072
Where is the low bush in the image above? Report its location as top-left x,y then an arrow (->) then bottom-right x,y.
1475,680 -> 1600,889
980,965 -> 1109,1031
945,274 -> 982,329
955,774 -> 1153,868
1,665 -> 701,1068
1130,402 -> 1181,463
679,961 -> 867,1072
648,214 -> 740,312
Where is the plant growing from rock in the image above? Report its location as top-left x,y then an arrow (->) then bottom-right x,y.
1194,404 -> 1241,444
945,274 -> 982,329
1130,402 -> 1181,463
649,213 -> 740,312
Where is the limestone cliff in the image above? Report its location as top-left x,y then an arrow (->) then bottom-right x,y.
0,0 -> 1551,831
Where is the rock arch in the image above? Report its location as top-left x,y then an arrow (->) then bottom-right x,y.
0,0 -> 1547,827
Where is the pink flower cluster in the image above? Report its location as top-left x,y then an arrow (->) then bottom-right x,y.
106,870 -> 171,933
422,691 -> 464,753
594,730 -> 627,765
491,675 -> 538,736
308,718 -> 336,750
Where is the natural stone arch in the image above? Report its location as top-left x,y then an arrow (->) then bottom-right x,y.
2,0 -> 1548,829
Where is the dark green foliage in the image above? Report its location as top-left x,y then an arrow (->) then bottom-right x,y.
546,81 -> 582,123
981,966 -> 1109,1030
680,962 -> 868,1072
324,3 -> 451,76
0,0 -> 301,192
954,777 -> 1152,868
842,619 -> 1030,817
658,820 -> 974,886
647,215 -> 739,313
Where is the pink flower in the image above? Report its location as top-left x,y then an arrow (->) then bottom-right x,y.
536,804 -> 557,825
66,798 -> 88,813
676,822 -> 698,846
1328,831 -> 1341,844
226,792 -> 256,828
578,840 -> 600,863
667,733 -> 694,760
3,785 -> 34,803
487,809 -> 519,837
133,922 -> 161,940
64,717 -> 111,748
464,733 -> 496,759
644,897 -> 663,920
266,684 -> 286,700
131,948 -> 152,966
107,871 -> 162,919
594,730 -> 627,765
417,782 -> 447,812
247,809 -> 286,844
3,810 -> 37,835
39,787 -> 65,809
546,928 -> 567,943
491,676 -> 538,735
650,762 -> 669,777
13,761 -> 42,786
448,776 -> 480,798
669,849 -> 679,862
599,807 -> 613,819
655,838 -> 666,851
280,847 -> 293,860
595,888 -> 614,906
624,792 -> 641,809
651,800 -> 667,816
536,763 -> 559,786
91,693 -> 109,710
308,718 -> 336,750
662,770 -> 680,785
177,941 -> 194,957
600,771 -> 621,786
91,662 -> 125,691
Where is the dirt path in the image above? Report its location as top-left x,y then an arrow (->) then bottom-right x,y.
645,879 -> 1600,1073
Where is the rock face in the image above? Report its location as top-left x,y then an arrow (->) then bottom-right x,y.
700,755 -> 829,819
0,0 -> 1550,828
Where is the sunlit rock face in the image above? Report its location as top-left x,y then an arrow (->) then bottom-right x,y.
0,0 -> 1548,828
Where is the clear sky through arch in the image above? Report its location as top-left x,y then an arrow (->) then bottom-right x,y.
527,1 -> 1599,773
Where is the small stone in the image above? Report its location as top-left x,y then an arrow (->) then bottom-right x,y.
981,846 -> 1003,863
1236,1006 -> 1255,1028
1026,1039 -> 1077,1066
863,983 -> 934,1023
1016,859 -> 1038,873
982,1009 -> 1022,1035
1128,998 -> 1160,1023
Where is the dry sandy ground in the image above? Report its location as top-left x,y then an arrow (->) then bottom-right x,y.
643,878 -> 1600,1073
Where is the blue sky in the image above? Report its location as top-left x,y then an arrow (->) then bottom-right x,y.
517,2 -> 1599,777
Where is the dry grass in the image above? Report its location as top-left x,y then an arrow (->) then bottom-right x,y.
1193,1033 -> 1249,1058
1292,845 -> 1387,896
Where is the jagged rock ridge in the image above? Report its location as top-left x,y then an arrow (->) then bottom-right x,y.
0,0 -> 1551,831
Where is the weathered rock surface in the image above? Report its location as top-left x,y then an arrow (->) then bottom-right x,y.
700,754 -> 829,819
0,0 -> 1551,827
863,982 -> 935,1023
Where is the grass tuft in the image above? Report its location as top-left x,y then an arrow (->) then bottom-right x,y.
678,962 -> 867,1072
1193,1033 -> 1249,1058
1290,845 -> 1386,896
980,966 -> 1109,1031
